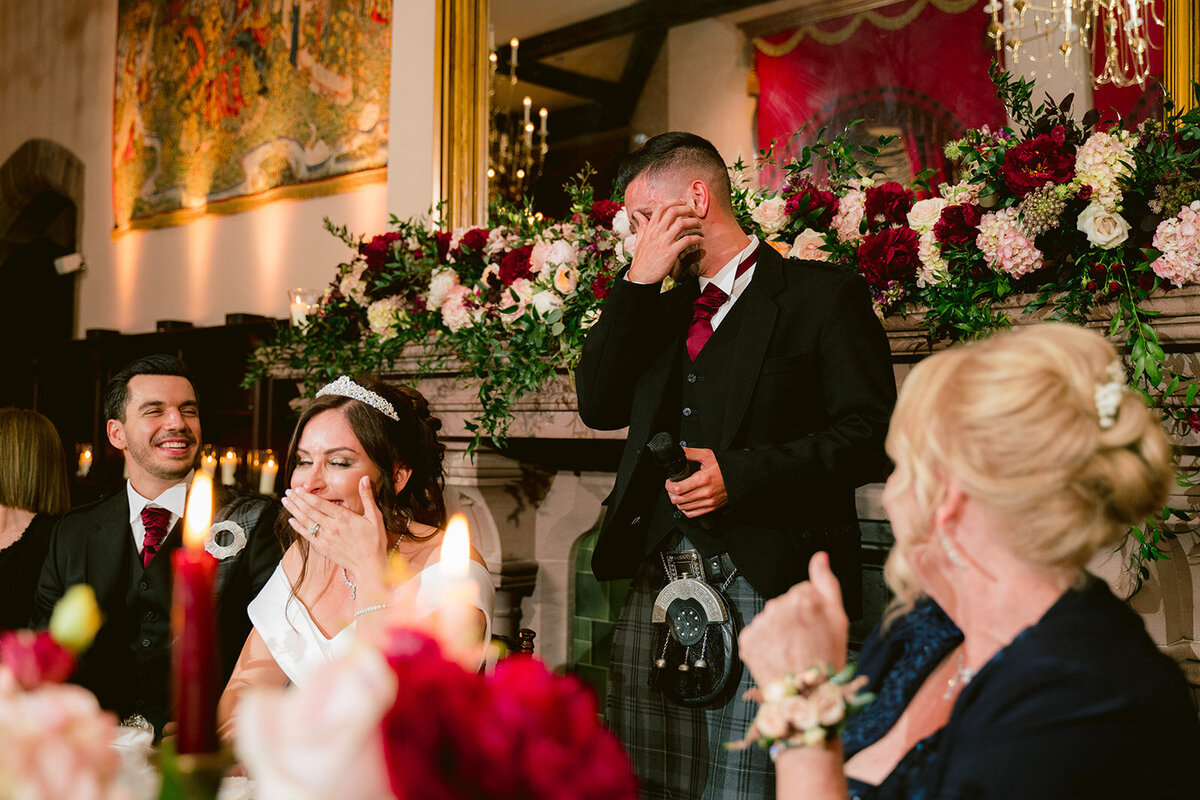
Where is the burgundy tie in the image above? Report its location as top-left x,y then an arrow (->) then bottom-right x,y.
141,506 -> 171,567
685,244 -> 761,361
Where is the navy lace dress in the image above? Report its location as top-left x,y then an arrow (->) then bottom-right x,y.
838,578 -> 1200,800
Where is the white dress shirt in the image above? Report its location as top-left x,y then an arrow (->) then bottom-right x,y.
126,477 -> 190,553
698,235 -> 759,331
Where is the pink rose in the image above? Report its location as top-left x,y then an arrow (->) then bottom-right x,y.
786,229 -> 831,261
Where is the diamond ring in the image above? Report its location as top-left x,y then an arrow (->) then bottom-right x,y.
308,523 -> 320,536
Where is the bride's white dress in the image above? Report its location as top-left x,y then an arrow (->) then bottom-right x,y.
248,559 -> 495,685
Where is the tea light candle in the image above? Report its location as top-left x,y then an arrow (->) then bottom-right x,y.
77,446 -> 93,478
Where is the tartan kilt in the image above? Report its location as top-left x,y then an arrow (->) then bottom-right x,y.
606,558 -> 774,800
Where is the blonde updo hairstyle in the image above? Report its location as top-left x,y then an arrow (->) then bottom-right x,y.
883,322 -> 1172,612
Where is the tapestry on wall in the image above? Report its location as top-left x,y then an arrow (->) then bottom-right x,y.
113,0 -> 391,231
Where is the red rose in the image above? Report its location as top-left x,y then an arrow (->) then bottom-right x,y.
933,204 -> 983,247
433,230 -> 453,262
359,231 -> 403,273
999,134 -> 1075,197
455,227 -> 490,256
1078,184 -> 1093,200
856,227 -> 920,288
499,244 -> 534,285
1087,280 -> 1098,291
1138,273 -> 1155,290
784,184 -> 839,229
863,181 -> 913,228
1108,280 -> 1122,293
0,630 -> 76,690
589,200 -> 623,229
592,273 -> 613,299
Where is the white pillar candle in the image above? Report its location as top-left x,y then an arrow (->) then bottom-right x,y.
258,456 -> 278,496
77,446 -> 93,478
219,449 -> 238,486
439,514 -> 481,664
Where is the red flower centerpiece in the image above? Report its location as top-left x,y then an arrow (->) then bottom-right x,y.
999,128 -> 1075,197
857,227 -> 921,288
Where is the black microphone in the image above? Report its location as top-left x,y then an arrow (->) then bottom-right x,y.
646,432 -> 713,530
647,432 -> 693,481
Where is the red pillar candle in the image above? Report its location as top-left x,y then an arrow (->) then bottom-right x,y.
172,470 -> 220,754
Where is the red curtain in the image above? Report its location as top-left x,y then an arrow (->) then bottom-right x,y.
755,2 -> 1006,189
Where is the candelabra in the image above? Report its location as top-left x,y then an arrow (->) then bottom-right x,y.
986,0 -> 1164,88
489,37 -> 549,203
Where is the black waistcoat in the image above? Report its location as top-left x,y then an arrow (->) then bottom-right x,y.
80,526 -> 179,734
643,294 -> 750,558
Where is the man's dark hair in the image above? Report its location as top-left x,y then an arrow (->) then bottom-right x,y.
615,131 -> 733,207
103,354 -> 197,422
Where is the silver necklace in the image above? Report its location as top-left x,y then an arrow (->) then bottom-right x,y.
943,649 -> 977,700
342,533 -> 404,601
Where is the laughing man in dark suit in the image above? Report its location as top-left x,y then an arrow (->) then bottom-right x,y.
32,355 -> 281,736
575,132 -> 896,798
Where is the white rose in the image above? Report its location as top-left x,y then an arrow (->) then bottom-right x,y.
426,268 -> 460,309
751,196 -> 788,236
553,264 -> 579,294
906,198 -> 949,233
612,208 -> 632,239
531,289 -> 564,316
786,228 -> 830,261
547,239 -> 580,269
1077,202 -> 1130,249
617,233 -> 637,264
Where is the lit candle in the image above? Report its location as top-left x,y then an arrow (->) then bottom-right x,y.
199,448 -> 218,478
172,470 -> 219,754
522,95 -> 531,125
77,445 -> 93,478
538,107 -> 548,136
219,448 -> 238,487
439,514 -> 481,664
509,37 -> 518,73
258,454 -> 278,496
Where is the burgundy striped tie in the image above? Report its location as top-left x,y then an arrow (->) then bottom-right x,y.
140,506 -> 171,567
685,244 -> 761,361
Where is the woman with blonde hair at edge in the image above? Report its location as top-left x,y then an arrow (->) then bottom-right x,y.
739,322 -> 1200,799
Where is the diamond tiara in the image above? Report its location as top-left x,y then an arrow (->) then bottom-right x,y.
315,376 -> 400,421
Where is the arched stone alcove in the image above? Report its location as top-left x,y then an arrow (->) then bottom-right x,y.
0,139 -> 85,390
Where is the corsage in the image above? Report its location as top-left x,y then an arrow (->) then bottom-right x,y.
728,664 -> 874,760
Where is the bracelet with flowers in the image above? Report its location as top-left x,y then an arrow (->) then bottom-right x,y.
732,65 -> 1200,585
728,664 -> 874,757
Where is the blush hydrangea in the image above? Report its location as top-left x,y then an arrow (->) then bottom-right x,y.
977,208 -> 1044,278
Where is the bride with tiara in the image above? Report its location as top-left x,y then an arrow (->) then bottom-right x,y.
217,375 -> 494,740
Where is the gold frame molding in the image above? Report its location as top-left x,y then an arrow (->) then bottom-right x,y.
1165,0 -> 1198,115
434,0 -> 490,229
111,168 -> 386,236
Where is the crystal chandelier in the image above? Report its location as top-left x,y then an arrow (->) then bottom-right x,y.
986,0 -> 1164,88
488,37 -> 549,203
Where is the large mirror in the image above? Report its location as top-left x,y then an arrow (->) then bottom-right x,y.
461,0 -> 1197,218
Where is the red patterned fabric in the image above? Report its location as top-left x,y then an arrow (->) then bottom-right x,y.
755,2 -> 1006,190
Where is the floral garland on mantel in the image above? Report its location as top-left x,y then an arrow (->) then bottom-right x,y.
247,66 -> 1200,581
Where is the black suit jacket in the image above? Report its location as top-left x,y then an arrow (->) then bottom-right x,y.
31,483 -> 282,731
575,246 -> 896,601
